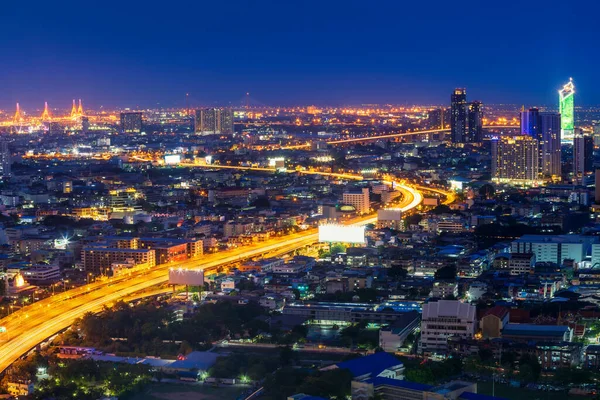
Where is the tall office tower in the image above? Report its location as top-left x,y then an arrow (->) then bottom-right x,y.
491,135 -> 539,184
596,169 -> 600,203
219,108 -> 234,134
520,108 -> 540,137
467,101 -> 483,143
573,130 -> 594,184
539,112 -> 562,178
450,89 -> 467,143
443,107 -> 451,129
194,108 -> 234,135
593,123 -> 600,147
427,108 -> 443,129
120,112 -> 143,133
559,78 -> 575,142
0,139 -> 11,176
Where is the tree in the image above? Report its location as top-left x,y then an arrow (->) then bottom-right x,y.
434,265 -> 457,280
330,243 -> 346,255
478,184 -> 495,199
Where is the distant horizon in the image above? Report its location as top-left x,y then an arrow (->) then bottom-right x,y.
2,98 -> 598,112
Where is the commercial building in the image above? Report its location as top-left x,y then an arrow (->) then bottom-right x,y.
352,378 -> 483,400
520,108 -> 561,179
377,209 -> 403,230
573,131 -> 594,184
282,302 -> 420,325
511,234 -> 600,266
81,247 -> 156,274
467,101 -> 483,143
343,188 -> 370,214
539,112 -> 562,178
559,78 -> 575,142
491,135 -> 540,184
120,112 -> 143,133
378,311 -> 421,352
507,253 -> 536,275
420,300 -> 477,354
502,324 -> 573,343
450,89 -> 467,143
0,139 -> 11,176
194,108 -> 234,135
479,306 -> 509,339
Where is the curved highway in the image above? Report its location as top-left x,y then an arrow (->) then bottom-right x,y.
0,172 -> 422,373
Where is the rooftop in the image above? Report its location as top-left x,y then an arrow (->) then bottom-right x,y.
336,352 -> 403,379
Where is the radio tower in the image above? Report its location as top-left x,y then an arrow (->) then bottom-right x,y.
245,92 -> 250,111
41,102 -> 51,122
77,99 -> 83,117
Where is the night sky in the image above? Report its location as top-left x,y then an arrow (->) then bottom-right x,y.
0,0 -> 596,109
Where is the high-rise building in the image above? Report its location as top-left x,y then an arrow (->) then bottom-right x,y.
0,139 -> 11,176
520,107 -> 540,137
194,108 -> 234,135
427,108 -> 443,129
539,112 -> 562,178
120,112 -> 143,134
450,89 -> 467,143
559,78 -> 575,142
492,135 -> 540,184
467,101 -> 483,143
342,187 -> 370,214
421,300 -> 476,353
519,109 -> 561,179
573,130 -> 594,184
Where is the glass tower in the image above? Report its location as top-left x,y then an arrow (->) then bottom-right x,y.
559,78 -> 575,142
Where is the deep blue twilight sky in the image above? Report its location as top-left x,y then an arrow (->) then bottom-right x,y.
0,0 -> 596,109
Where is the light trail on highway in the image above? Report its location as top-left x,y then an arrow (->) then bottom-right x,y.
0,169 -> 424,373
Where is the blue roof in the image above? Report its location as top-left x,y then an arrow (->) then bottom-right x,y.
503,324 -> 569,337
460,392 -> 509,400
366,376 -> 433,392
336,352 -> 403,378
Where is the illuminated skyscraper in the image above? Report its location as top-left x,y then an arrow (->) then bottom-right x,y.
450,89 -> 467,143
559,78 -> 575,142
194,108 -> 234,135
539,112 -> 562,178
467,101 -> 483,143
0,139 -> 11,176
120,112 -> 143,133
492,135 -> 539,184
520,108 -> 540,137
573,129 -> 593,184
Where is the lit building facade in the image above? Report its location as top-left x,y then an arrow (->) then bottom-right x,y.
467,101 -> 483,143
450,89 -> 467,143
559,78 -> 575,142
343,188 -> 371,214
194,108 -> 234,135
420,300 -> 477,354
492,135 -> 540,185
573,130 -> 594,184
120,112 -> 143,133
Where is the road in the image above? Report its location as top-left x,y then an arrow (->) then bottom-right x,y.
0,176 -> 423,373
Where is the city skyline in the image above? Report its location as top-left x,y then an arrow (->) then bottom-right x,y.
0,1 -> 597,108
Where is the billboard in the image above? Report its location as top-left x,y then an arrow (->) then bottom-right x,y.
169,268 -> 204,286
164,154 -> 181,165
318,224 -> 365,244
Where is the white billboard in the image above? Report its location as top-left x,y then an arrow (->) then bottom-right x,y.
169,268 -> 204,286
164,154 -> 181,165
318,224 -> 365,244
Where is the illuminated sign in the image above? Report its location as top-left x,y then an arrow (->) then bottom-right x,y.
168,268 -> 204,286
318,224 -> 365,244
164,154 -> 181,165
